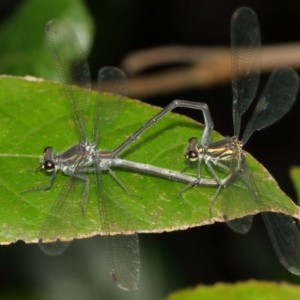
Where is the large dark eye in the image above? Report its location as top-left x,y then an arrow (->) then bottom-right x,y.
44,160 -> 55,171
186,150 -> 198,161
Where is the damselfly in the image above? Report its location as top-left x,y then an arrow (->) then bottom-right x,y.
25,20 -> 222,290
185,7 -> 300,275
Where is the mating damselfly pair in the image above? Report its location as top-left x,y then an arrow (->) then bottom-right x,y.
24,6 -> 300,290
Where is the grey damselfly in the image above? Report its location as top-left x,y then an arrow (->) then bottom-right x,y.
25,19 -> 221,290
185,7 -> 300,275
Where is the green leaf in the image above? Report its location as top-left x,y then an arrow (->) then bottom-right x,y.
166,280 -> 300,300
290,167 -> 300,202
0,75 -> 299,244
0,0 -> 93,79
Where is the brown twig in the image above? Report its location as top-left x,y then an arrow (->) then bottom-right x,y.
122,43 -> 300,98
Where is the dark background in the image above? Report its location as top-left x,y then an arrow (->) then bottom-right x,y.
1,0 -> 300,299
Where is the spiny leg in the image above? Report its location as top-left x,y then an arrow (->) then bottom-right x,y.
107,168 -> 141,198
21,170 -> 58,193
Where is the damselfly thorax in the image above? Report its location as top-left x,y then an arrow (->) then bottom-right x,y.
186,136 -> 244,183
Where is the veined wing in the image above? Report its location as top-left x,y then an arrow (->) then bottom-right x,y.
95,166 -> 140,290
39,19 -> 92,254
231,7 -> 261,138
225,7 -> 261,232
208,138 -> 256,234
222,154 -> 257,234
46,19 -> 91,141
39,148 -> 90,255
93,67 -> 127,146
242,67 -> 299,145
94,67 -> 140,290
94,153 -> 140,290
262,212 -> 300,275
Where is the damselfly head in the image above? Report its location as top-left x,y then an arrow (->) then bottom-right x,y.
185,137 -> 201,161
40,147 -> 56,172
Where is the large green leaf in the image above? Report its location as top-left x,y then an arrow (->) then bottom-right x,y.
0,75 -> 299,244
167,280 -> 300,300
0,0 -> 93,79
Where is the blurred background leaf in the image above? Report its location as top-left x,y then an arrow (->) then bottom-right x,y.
0,0 -> 93,79
290,167 -> 300,201
167,281 -> 300,300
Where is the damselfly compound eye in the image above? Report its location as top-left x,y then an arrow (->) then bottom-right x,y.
186,150 -> 198,161
43,160 -> 55,171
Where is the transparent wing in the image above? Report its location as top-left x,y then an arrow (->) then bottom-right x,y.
93,67 -> 139,290
40,19 -> 91,254
94,156 -> 140,290
46,19 -> 91,141
231,7 -> 261,137
93,67 -> 127,145
262,212 -> 300,275
221,155 -> 256,234
39,155 -> 88,255
242,67 -> 299,144
226,216 -> 253,234
225,157 -> 300,273
107,234 -> 140,290
205,139 -> 254,233
45,21 -> 139,288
